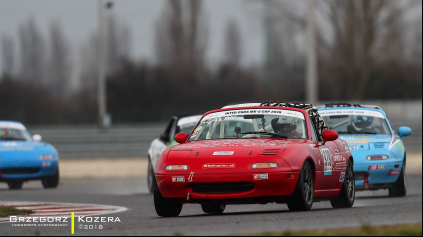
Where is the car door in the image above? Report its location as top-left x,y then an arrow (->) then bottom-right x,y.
309,116 -> 341,190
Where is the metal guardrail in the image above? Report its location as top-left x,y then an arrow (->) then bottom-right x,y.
29,120 -> 422,159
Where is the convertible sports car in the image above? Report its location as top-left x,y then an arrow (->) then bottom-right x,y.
154,102 -> 355,217
318,103 -> 411,197
147,114 -> 203,193
0,121 -> 59,190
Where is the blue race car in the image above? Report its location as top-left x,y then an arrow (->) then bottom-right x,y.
0,121 -> 59,190
318,103 -> 412,197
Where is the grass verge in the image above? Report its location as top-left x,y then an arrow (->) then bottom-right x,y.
239,223 -> 422,236
0,206 -> 33,218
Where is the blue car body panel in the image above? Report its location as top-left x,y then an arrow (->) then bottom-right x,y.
318,107 -> 407,191
0,121 -> 59,181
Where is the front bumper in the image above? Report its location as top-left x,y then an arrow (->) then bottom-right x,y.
0,160 -> 58,181
156,171 -> 299,203
354,160 -> 403,191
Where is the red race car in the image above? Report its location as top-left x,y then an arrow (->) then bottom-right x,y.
154,102 -> 355,217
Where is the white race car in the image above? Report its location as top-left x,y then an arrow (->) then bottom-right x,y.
147,114 -> 202,193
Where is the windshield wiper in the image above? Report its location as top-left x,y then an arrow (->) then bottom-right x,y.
240,132 -> 288,138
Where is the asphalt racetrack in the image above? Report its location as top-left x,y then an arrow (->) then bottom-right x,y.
0,176 -> 421,236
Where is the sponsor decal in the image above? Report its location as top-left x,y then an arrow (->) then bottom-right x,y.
388,170 -> 401,176
349,145 -> 358,150
213,151 -> 234,156
339,172 -> 346,182
190,132 -> 198,138
320,148 -> 332,176
333,155 -> 346,162
372,165 -> 386,171
172,177 -> 185,183
203,164 -> 235,169
188,172 -> 194,182
254,174 -> 268,180
194,126 -> 202,132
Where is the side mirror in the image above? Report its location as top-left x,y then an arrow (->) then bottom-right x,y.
33,134 -> 42,142
398,126 -> 412,138
174,133 -> 189,144
322,130 -> 338,143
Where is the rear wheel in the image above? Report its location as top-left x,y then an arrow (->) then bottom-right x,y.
389,163 -> 407,197
147,158 -> 156,194
42,169 -> 60,189
201,204 -> 226,215
154,184 -> 183,217
7,181 -> 24,190
331,160 -> 355,208
287,161 -> 314,212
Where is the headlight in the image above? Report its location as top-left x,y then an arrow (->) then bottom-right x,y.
165,165 -> 189,171
40,155 -> 53,160
252,163 -> 279,169
366,155 -> 388,160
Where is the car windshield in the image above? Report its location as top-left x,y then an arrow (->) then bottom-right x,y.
0,128 -> 32,141
177,115 -> 202,134
319,109 -> 392,135
189,109 -> 308,141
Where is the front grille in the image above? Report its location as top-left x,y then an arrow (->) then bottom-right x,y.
190,182 -> 255,194
354,172 -> 368,180
261,149 -> 281,156
1,168 -> 41,174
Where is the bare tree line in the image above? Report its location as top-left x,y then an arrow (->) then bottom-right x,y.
0,0 -> 421,125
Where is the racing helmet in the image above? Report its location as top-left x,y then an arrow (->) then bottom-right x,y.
353,116 -> 374,129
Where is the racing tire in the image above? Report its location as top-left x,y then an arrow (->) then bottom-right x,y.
201,204 -> 226,215
42,169 -> 60,189
147,158 -> 156,194
287,161 -> 314,212
389,163 -> 407,197
154,184 -> 183,217
7,181 -> 24,190
330,160 -> 355,209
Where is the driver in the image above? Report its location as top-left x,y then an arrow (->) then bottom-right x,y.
271,118 -> 302,138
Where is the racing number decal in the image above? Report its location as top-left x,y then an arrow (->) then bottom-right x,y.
320,148 -> 332,176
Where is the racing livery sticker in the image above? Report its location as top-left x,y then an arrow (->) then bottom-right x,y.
320,148 -> 332,176
190,132 -> 198,138
254,174 -> 268,180
203,163 -> 235,169
339,172 -> 346,182
213,151 -> 234,155
172,177 -> 185,183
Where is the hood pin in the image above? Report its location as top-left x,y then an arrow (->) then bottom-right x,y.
195,152 -> 199,156
248,151 -> 253,155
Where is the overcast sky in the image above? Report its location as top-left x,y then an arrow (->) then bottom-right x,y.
0,0 -> 266,74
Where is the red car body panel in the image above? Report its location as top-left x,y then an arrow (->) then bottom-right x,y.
155,106 -> 352,204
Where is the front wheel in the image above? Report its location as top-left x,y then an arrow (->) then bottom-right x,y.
331,159 -> 355,208
42,169 -> 60,189
8,181 -> 24,190
154,185 -> 183,217
389,163 -> 407,197
287,161 -> 314,212
201,204 -> 226,215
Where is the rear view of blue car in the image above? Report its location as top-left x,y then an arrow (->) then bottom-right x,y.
0,121 -> 59,190
318,104 -> 412,197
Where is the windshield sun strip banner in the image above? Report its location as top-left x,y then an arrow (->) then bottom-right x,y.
319,109 -> 385,119
0,122 -> 26,131
201,109 -> 305,122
